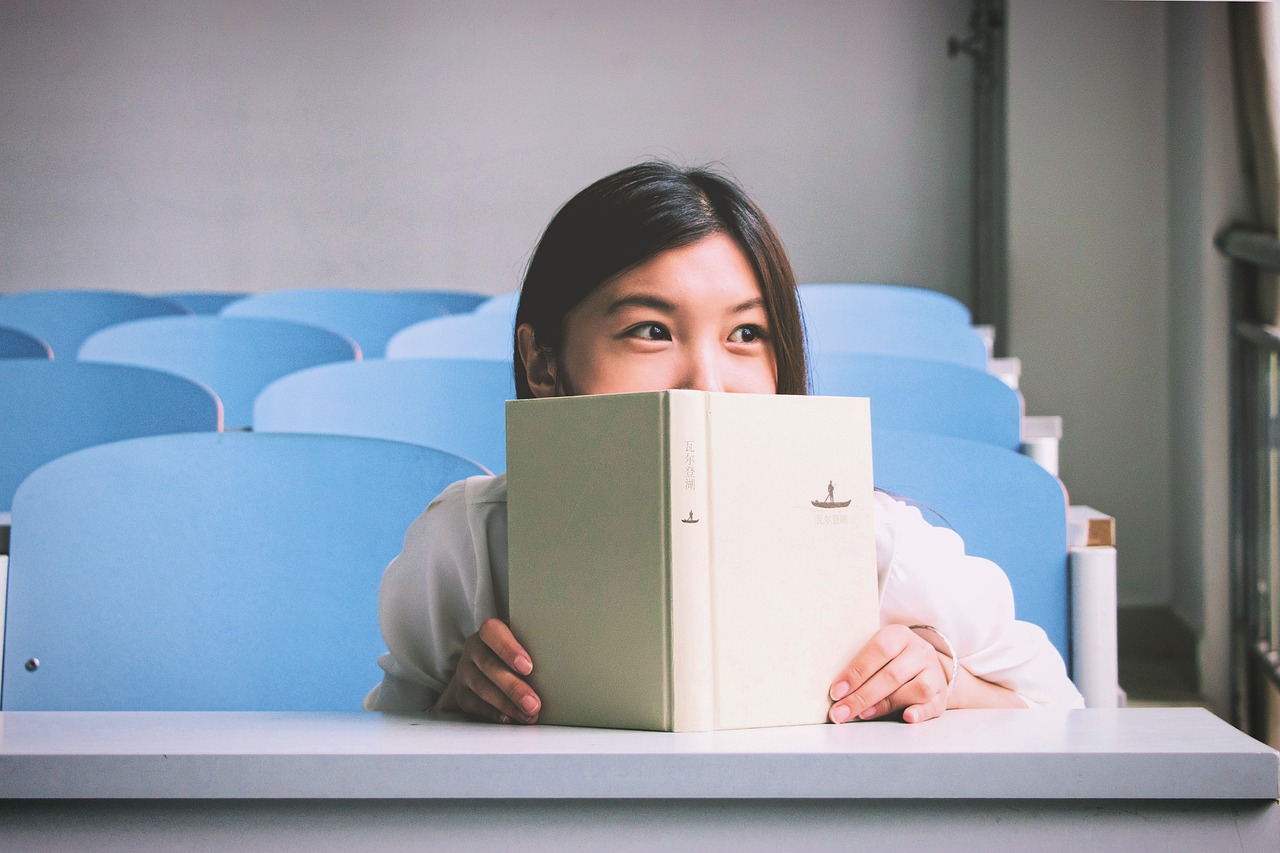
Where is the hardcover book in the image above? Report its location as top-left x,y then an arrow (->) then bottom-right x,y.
506,390 -> 878,731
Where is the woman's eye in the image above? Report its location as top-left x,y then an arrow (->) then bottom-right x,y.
624,323 -> 671,341
729,324 -> 766,344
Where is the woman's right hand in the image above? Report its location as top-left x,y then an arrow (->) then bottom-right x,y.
434,618 -> 542,724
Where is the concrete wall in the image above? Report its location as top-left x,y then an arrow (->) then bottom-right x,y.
1007,0 -> 1172,608
0,0 -> 973,298
1165,2 -> 1240,717
1009,1 -> 1245,714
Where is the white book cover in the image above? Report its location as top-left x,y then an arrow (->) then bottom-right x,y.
507,390 -> 878,731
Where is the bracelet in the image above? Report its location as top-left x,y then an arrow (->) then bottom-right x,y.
910,624 -> 960,701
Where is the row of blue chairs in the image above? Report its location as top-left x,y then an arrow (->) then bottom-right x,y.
0,349 -> 1020,509
0,288 -> 489,360
1,283 -> 990,368
0,427 -> 1066,711
0,285 -> 1012,441
384,284 -> 990,369
254,354 -> 1021,474
0,282 -> 1102,709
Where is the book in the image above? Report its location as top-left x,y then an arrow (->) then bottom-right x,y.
506,390 -> 879,732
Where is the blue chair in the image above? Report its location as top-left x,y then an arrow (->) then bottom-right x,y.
0,291 -> 189,359
871,429 -> 1069,665
78,316 -> 360,430
804,315 -> 989,370
393,289 -> 490,315
0,360 -> 222,512
163,292 -> 248,314
255,358 -> 514,473
474,291 -> 520,317
0,326 -> 51,359
811,353 -> 1022,450
799,284 -> 986,369
386,313 -> 515,361
221,289 -> 451,358
798,284 -> 972,327
2,432 -> 486,711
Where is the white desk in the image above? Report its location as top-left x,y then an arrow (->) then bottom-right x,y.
0,708 -> 1276,851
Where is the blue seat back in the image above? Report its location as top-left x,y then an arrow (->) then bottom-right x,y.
805,315 -> 989,369
0,326 -> 52,359
474,291 -> 520,317
799,284 -> 986,369
163,292 -> 248,314
393,289 -> 490,315
0,360 -> 222,512
221,289 -> 450,358
0,291 -> 189,358
811,353 -> 1022,449
255,358 -> 514,473
799,283 -> 972,326
2,432 -> 486,711
386,313 -> 515,361
78,316 -> 360,430
871,429 -> 1069,663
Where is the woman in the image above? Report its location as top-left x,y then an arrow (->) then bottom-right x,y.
366,162 -> 1084,724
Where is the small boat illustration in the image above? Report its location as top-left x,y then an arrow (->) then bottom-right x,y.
811,480 -> 851,509
681,511 -> 699,524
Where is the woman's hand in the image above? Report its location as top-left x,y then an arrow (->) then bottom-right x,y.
434,618 -> 542,724
827,624 -> 952,725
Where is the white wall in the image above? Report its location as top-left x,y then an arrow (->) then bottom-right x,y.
1008,0 -> 1173,607
0,1 -> 973,298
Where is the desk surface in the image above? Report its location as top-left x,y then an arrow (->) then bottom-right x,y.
1,707 -> 1276,801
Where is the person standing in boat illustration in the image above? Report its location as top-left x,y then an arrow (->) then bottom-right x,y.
812,480 -> 851,509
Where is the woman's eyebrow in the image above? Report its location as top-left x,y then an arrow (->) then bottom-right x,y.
603,294 -> 677,315
730,297 -> 766,314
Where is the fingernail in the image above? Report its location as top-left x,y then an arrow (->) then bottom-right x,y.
498,714 -> 511,724
830,704 -> 851,723
858,706 -> 878,720
903,708 -> 919,723
830,681 -> 849,701
514,655 -> 533,674
520,695 -> 540,714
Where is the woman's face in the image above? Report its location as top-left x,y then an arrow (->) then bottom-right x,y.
520,233 -> 778,397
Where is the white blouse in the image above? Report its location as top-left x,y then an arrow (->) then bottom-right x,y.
366,474 -> 1085,712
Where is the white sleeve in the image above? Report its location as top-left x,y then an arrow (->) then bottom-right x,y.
363,475 -> 507,712
874,492 -> 1085,709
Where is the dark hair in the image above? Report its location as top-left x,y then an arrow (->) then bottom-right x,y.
512,162 -> 808,398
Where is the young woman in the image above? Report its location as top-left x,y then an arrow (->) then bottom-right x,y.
366,162 -> 1085,724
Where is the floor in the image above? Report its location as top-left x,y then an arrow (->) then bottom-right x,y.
1116,607 -> 1208,710
1119,653 -> 1206,709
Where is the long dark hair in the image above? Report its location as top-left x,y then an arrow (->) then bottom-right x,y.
512,162 -> 808,398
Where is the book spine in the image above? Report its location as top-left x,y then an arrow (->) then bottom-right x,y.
667,391 -> 714,732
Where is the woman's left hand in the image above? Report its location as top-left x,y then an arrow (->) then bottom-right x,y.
828,624 -> 951,724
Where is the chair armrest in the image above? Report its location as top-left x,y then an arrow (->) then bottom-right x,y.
989,355 -> 1021,389
1068,504 -> 1116,547
974,323 -> 996,359
1067,505 -> 1119,708
1020,414 -> 1062,477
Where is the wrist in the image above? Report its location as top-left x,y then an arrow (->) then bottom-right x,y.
433,676 -> 458,713
909,624 -> 959,706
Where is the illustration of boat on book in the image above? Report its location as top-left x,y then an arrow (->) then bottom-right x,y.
811,480 -> 851,509
681,511 -> 699,524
